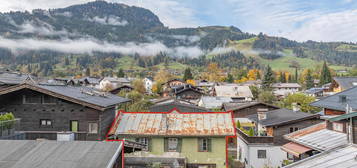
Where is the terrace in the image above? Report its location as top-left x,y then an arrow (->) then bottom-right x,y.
236,128 -> 274,144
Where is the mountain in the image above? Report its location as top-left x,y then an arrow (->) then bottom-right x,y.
0,1 -> 356,77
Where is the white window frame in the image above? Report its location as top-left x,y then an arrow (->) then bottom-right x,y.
168,138 -> 178,151
40,119 -> 52,127
88,122 -> 98,134
199,138 -> 209,152
257,150 -> 267,159
136,137 -> 149,151
333,122 -> 343,132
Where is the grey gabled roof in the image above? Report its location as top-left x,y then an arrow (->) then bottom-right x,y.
247,108 -> 319,127
0,72 -> 35,85
37,84 -> 130,108
223,101 -> 279,111
333,77 -> 357,90
0,140 -> 122,168
310,86 -> 357,111
200,96 -> 233,109
0,83 -> 130,110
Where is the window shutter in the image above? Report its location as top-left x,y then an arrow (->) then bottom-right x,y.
164,138 -> 168,152
207,138 -> 212,152
197,138 -> 201,152
177,138 -> 182,152
148,138 -> 152,152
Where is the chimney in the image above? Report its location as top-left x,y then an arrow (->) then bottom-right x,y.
292,103 -> 300,112
257,108 -> 268,120
339,95 -> 347,103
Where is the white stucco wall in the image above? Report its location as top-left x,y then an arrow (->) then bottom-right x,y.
237,137 -> 287,168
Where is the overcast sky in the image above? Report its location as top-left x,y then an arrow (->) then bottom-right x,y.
1,0 -> 356,42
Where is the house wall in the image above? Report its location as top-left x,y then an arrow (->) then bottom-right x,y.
0,89 -> 113,140
176,90 -> 203,100
124,137 -> 227,168
233,104 -> 279,118
272,118 -> 323,145
324,108 -> 345,115
237,137 -> 287,168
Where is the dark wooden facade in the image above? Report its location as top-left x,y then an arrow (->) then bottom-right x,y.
176,89 -> 203,100
269,118 -> 323,145
324,108 -> 345,115
0,89 -> 116,141
231,104 -> 279,118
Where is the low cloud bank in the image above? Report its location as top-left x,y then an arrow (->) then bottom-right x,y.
0,37 -> 204,58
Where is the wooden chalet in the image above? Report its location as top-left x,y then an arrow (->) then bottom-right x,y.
0,80 -> 130,141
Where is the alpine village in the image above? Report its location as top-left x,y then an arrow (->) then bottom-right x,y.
0,1 -> 357,168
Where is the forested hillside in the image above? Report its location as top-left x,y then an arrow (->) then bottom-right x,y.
0,1 -> 355,77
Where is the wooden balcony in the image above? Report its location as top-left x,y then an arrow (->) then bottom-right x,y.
236,128 -> 274,144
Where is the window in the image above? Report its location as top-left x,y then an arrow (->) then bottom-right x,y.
88,122 -> 98,134
289,127 -> 299,133
136,137 -> 149,151
198,138 -> 211,152
42,95 -> 57,104
333,122 -> 343,132
40,119 -> 52,127
23,95 -> 42,104
257,150 -> 266,159
70,120 -> 78,132
168,138 -> 178,151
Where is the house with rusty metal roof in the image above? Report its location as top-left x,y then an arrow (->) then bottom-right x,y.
0,79 -> 130,141
108,109 -> 235,168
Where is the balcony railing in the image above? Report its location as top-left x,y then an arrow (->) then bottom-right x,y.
0,118 -> 21,137
236,128 -> 274,144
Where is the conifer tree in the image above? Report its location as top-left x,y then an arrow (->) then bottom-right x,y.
305,69 -> 314,89
319,61 -> 332,85
183,68 -> 193,81
117,68 -> 125,77
262,65 -> 274,89
226,73 -> 234,83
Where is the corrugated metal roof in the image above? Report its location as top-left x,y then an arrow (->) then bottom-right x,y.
113,111 -> 235,136
281,142 -> 312,157
0,140 -> 122,168
329,112 -> 357,122
214,85 -> 253,98
284,145 -> 357,168
285,123 -> 347,151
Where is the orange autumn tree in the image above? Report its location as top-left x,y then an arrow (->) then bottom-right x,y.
247,69 -> 260,80
203,63 -> 225,82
